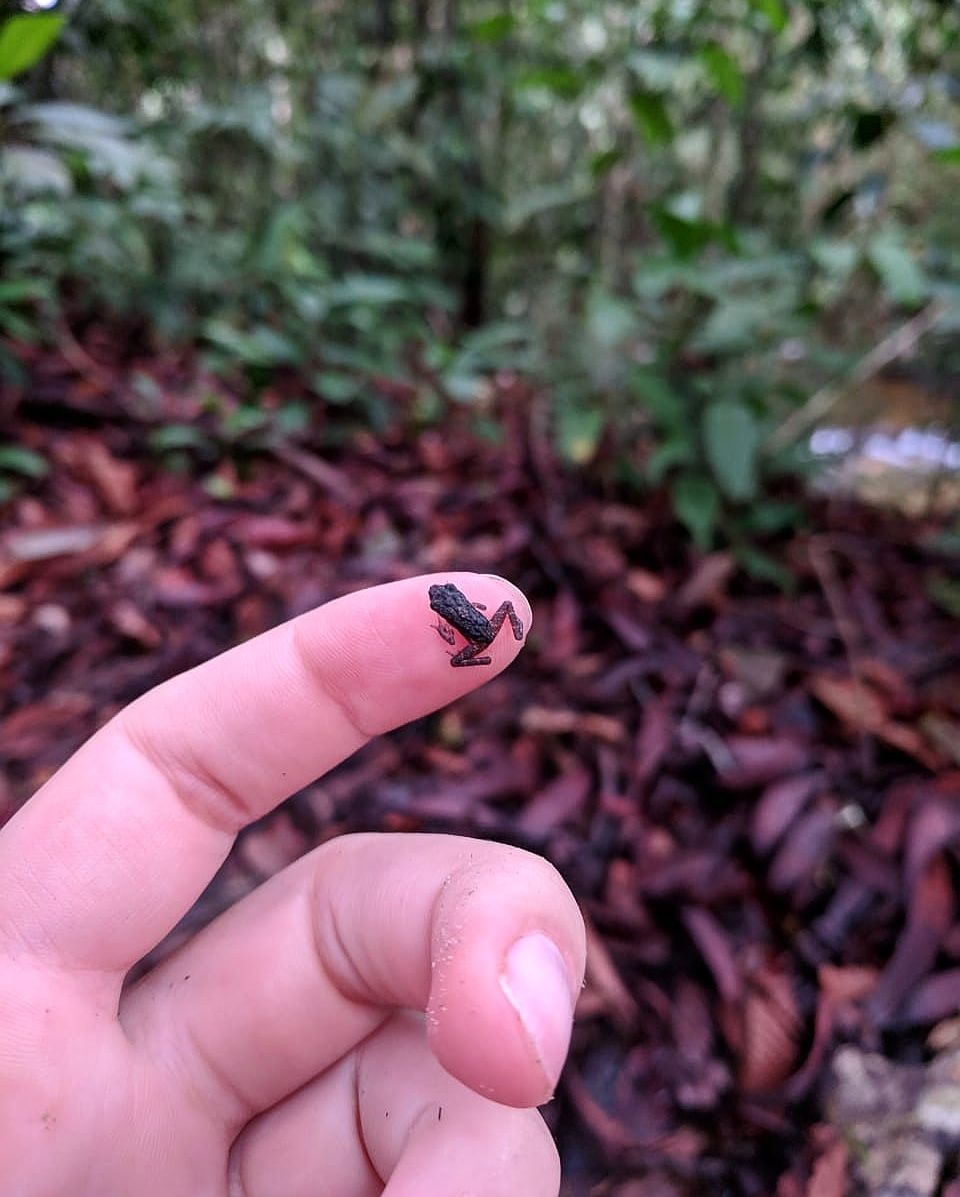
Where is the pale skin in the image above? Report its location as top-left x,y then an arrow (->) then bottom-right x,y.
0,573 -> 586,1197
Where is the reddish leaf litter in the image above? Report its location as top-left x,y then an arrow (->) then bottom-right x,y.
3,343 -> 960,1196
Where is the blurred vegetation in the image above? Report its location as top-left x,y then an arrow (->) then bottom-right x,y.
2,0 -> 960,549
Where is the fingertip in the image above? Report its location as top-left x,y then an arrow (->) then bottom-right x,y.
424,853 -> 584,1108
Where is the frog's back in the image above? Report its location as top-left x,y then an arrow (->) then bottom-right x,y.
428,583 -> 493,644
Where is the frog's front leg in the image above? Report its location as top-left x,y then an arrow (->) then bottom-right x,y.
432,619 -> 457,645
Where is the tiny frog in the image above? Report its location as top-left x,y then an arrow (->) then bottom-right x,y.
428,582 -> 524,667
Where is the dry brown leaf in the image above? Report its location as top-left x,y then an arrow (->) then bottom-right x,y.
818,964 -> 880,1005
752,772 -> 823,854
717,735 -> 810,788
870,854 -> 956,1024
806,1132 -> 849,1197
683,907 -> 742,1003
521,706 -> 625,743
581,916 -> 640,1032
811,674 -> 940,767
919,713 -> 960,766
738,965 -> 802,1093
675,552 -> 735,613
73,438 -> 139,514
626,567 -> 667,603
3,523 -> 104,562
108,600 -> 162,649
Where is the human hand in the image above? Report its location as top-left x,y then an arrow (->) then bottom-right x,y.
0,573 -> 586,1197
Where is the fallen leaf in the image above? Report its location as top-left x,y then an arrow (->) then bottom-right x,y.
869,854 -> 955,1024
806,1131 -> 849,1197
767,807 -> 837,893
517,760 -> 591,838
521,706 -> 625,743
919,713 -> 960,767
752,772 -> 824,854
580,916 -> 639,1033
811,674 -> 939,767
675,552 -> 735,613
3,524 -> 104,561
717,735 -> 810,788
626,568 -> 667,603
738,964 -> 802,1093
818,964 -> 880,1005
683,906 -> 742,1003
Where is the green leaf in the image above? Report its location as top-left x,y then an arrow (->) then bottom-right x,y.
203,472 -> 236,500
651,207 -> 733,260
556,405 -> 605,465
504,179 -> 592,231
748,0 -> 787,33
587,291 -> 635,348
934,147 -> 960,165
628,90 -> 673,145
221,405 -> 269,437
468,13 -> 515,43
811,238 -> 858,278
739,500 -> 803,534
632,369 -> 686,430
0,444 -> 48,478
928,574 -> 960,620
314,371 -> 363,404
734,545 -> 795,591
203,320 -> 299,366
0,307 -> 38,340
590,147 -> 623,178
275,402 -> 310,435
0,144 -> 72,195
699,44 -> 744,106
515,65 -> 587,100
0,279 -> 49,303
443,372 -> 482,403
867,235 -> 929,306
149,425 -> 215,453
702,400 -> 759,501
646,436 -> 694,484
671,474 -> 719,550
0,14 -> 65,82
321,274 -> 414,307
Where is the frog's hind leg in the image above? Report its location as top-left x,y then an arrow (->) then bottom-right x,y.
486,601 -> 524,642
449,642 -> 493,667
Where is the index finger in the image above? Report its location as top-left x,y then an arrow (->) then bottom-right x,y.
0,573 -> 531,975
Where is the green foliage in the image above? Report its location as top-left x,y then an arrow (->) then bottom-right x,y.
702,401 -> 760,502
0,441 -> 48,504
0,14 -> 65,81
671,475 -> 720,551
1,0 -> 959,551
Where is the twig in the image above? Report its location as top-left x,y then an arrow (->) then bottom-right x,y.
268,441 -> 360,507
807,536 -> 872,775
57,318 -> 116,390
766,301 -> 944,453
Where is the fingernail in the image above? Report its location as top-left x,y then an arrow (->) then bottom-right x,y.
500,933 -> 575,1091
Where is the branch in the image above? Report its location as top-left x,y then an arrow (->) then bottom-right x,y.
766,300 -> 944,454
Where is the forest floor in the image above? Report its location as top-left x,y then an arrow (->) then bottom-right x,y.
2,337 -> 960,1196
